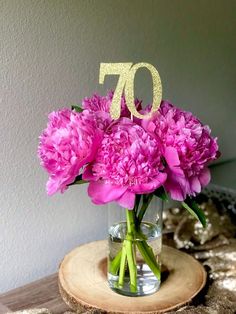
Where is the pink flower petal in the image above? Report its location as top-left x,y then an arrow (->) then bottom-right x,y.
165,147 -> 180,167
117,190 -> 136,209
38,109 -> 103,195
142,101 -> 219,199
88,181 -> 127,205
165,181 -> 184,201
83,165 -> 95,181
190,176 -> 201,194
131,173 -> 167,193
86,118 -> 167,199
199,168 -> 211,187
164,147 -> 184,175
46,177 -> 59,195
46,176 -> 68,195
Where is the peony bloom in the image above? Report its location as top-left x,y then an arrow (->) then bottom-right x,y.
142,101 -> 219,201
82,90 -> 142,119
83,118 -> 167,209
82,92 -> 111,113
38,109 -> 103,195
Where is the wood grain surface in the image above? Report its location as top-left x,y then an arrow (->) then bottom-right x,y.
0,274 -> 69,314
0,303 -> 11,314
59,240 -> 206,314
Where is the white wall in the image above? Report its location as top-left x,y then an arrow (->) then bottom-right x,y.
0,0 -> 235,292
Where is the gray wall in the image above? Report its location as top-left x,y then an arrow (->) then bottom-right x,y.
0,0 -> 235,292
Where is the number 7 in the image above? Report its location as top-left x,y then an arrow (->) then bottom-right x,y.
99,63 -> 132,120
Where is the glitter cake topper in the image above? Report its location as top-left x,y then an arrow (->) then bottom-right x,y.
99,62 -> 162,120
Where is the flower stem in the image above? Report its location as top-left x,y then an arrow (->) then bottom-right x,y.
126,208 -> 136,233
109,199 -> 161,294
137,194 -> 154,223
136,241 -> 161,281
109,250 -> 122,275
118,243 -> 127,287
125,239 -> 137,292
125,209 -> 137,292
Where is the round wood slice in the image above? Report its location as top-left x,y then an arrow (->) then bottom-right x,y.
58,240 -> 206,314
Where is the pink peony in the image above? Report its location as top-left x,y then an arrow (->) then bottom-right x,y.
83,118 -> 167,209
142,101 -> 219,201
82,90 -> 142,119
38,109 -> 103,195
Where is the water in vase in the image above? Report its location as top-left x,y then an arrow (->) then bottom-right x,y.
108,221 -> 162,296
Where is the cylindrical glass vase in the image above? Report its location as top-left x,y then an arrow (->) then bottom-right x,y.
108,196 -> 163,297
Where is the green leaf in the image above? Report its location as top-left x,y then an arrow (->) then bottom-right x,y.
72,179 -> 87,185
71,105 -> 83,112
137,194 -> 153,224
134,194 -> 141,213
153,186 -> 168,201
182,199 -> 206,227
73,174 -> 83,181
67,174 -> 87,186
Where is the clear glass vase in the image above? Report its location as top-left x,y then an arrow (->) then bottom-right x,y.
108,195 -> 163,297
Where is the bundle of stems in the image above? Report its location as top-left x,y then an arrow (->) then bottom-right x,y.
109,194 -> 161,292
109,188 -> 206,292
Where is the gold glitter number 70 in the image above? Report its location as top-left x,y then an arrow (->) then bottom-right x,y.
99,62 -> 162,120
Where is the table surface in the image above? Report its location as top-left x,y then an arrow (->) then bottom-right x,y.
0,274 -> 70,314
